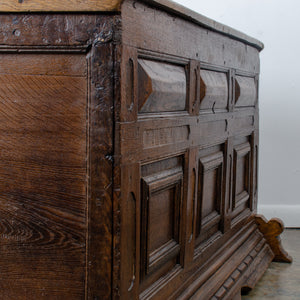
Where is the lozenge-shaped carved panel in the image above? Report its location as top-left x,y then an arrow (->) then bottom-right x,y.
235,76 -> 257,107
138,59 -> 186,113
200,70 -> 228,112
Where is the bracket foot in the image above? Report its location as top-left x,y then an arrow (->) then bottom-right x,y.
255,214 -> 292,263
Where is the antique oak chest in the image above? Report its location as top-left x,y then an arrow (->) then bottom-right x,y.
0,0 -> 290,299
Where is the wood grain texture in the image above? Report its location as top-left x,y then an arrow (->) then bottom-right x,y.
0,1 -> 270,299
0,54 -> 87,76
255,215 -> 293,263
235,76 -> 257,107
141,0 -> 264,51
122,0 -> 261,73
138,59 -> 187,113
0,54 -> 87,299
0,0 -> 123,12
200,70 -> 229,112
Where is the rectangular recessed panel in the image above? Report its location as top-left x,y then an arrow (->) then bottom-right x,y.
0,54 -> 87,299
149,188 -> 174,252
232,138 -> 252,219
200,70 -> 228,111
143,125 -> 189,149
138,59 -> 186,113
140,158 -> 183,285
202,169 -> 218,218
236,157 -> 247,196
196,145 -> 224,247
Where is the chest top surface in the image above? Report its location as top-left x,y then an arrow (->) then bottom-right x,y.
0,0 -> 263,50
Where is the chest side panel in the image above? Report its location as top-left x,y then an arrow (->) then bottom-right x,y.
0,53 -> 87,299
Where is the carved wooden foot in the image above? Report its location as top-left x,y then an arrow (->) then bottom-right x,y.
255,215 -> 293,263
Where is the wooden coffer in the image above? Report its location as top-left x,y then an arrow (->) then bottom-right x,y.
0,0 -> 274,299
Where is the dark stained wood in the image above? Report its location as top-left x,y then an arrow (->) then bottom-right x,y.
195,145 -> 224,247
0,53 -> 87,299
0,1 -> 285,299
0,12 -> 120,300
255,215 -> 293,263
86,16 -> 121,300
139,157 -> 183,291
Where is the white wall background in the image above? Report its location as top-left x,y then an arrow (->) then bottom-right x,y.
175,0 -> 300,227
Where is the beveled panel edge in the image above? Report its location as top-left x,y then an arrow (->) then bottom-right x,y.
0,0 -> 123,12
142,0 -> 264,51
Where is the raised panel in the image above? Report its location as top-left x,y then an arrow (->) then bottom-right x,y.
200,69 -> 228,112
138,59 -> 187,113
195,145 -> 225,249
235,76 -> 257,107
140,159 -> 183,286
232,137 -> 252,220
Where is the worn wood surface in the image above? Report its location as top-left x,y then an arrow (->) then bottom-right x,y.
122,0 -> 261,73
86,17 -> 121,300
0,0 -> 123,12
0,14 -> 113,48
141,0 -> 263,51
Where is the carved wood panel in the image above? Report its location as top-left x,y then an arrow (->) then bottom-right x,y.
195,144 -> 225,249
200,69 -> 229,113
232,136 -> 252,222
138,59 -> 187,113
140,157 -> 183,290
235,75 -> 257,107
